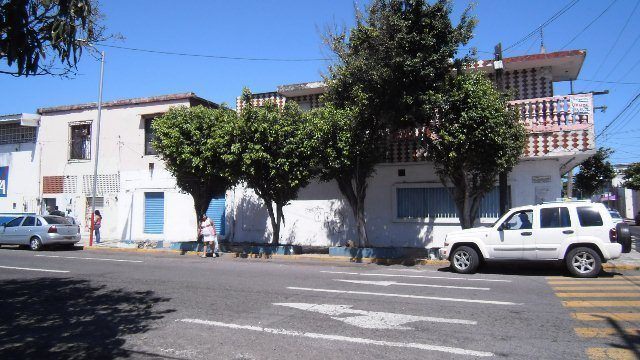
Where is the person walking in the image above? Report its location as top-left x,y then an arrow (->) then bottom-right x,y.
93,210 -> 102,244
199,214 -> 218,258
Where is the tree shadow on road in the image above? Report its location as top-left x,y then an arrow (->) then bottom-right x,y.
0,277 -> 175,359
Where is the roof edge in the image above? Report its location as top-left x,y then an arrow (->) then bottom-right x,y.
38,93 -> 218,114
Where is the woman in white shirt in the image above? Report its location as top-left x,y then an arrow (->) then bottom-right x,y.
199,214 -> 218,258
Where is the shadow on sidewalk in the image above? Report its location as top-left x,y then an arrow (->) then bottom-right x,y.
0,277 -> 175,359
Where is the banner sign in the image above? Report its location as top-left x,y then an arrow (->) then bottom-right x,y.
0,167 -> 7,197
570,96 -> 591,115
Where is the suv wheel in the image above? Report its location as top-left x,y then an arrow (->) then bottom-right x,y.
450,246 -> 480,274
566,247 -> 601,278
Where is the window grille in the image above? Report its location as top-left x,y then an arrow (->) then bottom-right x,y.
397,186 -> 503,219
0,123 -> 36,145
69,122 -> 91,160
83,173 -> 120,195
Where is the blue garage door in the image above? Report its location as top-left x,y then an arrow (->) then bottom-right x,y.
206,196 -> 225,235
144,192 -> 164,234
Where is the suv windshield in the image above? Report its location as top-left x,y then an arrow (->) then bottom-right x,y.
43,216 -> 71,225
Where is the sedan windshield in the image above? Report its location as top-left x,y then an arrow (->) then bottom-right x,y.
43,216 -> 71,225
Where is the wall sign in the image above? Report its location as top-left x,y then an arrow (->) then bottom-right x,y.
532,175 -> 551,184
0,167 -> 8,197
570,96 -> 591,115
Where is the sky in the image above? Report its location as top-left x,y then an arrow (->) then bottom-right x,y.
1,0 -> 639,164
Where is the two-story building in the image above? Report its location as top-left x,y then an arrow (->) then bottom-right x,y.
0,113 -> 42,219
232,50 -> 596,250
35,93 -> 227,243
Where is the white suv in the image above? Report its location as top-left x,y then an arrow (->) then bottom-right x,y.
439,201 -> 632,277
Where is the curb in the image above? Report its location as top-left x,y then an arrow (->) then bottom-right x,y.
603,263 -> 640,271
81,245 -> 448,265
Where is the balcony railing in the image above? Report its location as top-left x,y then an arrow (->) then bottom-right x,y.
507,93 -> 593,133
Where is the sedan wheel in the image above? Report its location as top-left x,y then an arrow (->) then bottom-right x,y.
566,247 -> 601,278
29,237 -> 43,251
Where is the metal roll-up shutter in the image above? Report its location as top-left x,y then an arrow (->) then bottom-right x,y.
206,196 -> 225,235
144,192 -> 164,234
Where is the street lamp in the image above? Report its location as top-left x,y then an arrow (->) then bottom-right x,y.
78,39 -> 104,247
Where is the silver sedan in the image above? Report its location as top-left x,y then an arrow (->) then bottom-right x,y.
0,215 -> 81,250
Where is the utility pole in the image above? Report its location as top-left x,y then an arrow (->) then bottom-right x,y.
89,49 -> 105,246
494,43 -> 509,216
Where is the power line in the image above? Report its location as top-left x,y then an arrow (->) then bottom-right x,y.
605,99 -> 640,135
577,79 -> 640,85
94,43 -> 332,62
504,0 -> 580,52
596,89 -> 640,139
615,53 -> 640,82
591,0 -> 639,79
560,0 -> 618,50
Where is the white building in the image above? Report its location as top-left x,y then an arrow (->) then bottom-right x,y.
35,93 -> 227,243
233,50 -> 597,249
612,164 -> 639,220
0,113 -> 42,218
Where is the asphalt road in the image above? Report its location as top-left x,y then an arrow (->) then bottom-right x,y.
0,247 -> 639,360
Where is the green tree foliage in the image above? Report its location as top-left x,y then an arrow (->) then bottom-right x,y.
152,106 -> 237,238
322,0 -> 475,245
306,105 -> 379,247
424,72 -> 526,229
574,148 -> 615,198
0,0 -> 107,76
234,90 -> 317,245
622,162 -> 640,191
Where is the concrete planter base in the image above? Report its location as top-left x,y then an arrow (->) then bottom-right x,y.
170,242 -> 301,256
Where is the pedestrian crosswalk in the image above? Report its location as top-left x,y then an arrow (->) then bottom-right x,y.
547,275 -> 640,359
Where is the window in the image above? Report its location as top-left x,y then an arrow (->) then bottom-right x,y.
540,207 -> 571,228
22,216 -> 35,226
36,218 -> 42,226
69,122 -> 91,160
502,210 -> 533,230
5,217 -> 23,227
144,117 -> 158,155
43,216 -> 71,225
576,207 -> 604,227
0,123 -> 37,145
396,186 -> 503,219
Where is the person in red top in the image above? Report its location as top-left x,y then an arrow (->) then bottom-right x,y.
93,210 -> 102,244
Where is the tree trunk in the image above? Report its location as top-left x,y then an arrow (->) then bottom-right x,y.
336,175 -> 369,248
265,200 -> 280,245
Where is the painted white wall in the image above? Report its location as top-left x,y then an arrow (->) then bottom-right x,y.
37,99 -> 203,242
0,141 -> 41,214
231,158 -> 563,249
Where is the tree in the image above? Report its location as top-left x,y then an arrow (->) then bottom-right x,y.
423,72 -> 526,229
152,105 -> 237,239
323,0 -> 475,245
574,148 -> 615,198
622,162 -> 640,190
234,90 -> 316,245
1,0 -> 107,76
306,104 -> 381,247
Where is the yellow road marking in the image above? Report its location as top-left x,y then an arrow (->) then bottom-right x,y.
586,347 -> 637,360
572,312 -> 640,321
553,286 -> 639,291
556,292 -> 640,298
548,276 -> 640,280
549,281 -> 633,285
563,300 -> 640,307
575,327 -> 640,338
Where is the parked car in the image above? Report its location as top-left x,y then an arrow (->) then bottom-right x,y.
439,201 -> 631,278
608,209 -> 624,224
0,215 -> 81,251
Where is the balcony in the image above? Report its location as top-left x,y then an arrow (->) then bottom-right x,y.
384,93 -> 595,163
508,93 -> 595,158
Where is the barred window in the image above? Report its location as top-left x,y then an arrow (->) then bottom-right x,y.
0,123 -> 37,145
144,117 -> 158,155
396,186 -> 504,219
69,122 -> 91,160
